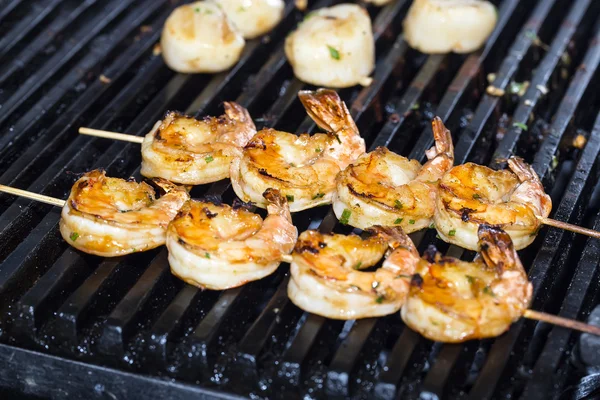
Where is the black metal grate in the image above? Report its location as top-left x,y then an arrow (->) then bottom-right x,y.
1,0 -> 600,399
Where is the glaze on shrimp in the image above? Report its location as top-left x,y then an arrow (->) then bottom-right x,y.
230,89 -> 365,212
60,170 -> 190,257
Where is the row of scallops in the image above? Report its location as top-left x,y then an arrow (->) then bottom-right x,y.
162,0 -> 499,88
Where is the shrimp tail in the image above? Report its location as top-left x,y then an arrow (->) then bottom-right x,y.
507,156 -> 538,183
298,89 -> 358,134
477,224 -> 523,273
368,225 -> 418,256
426,117 -> 454,160
150,177 -> 184,194
223,101 -> 256,128
263,188 -> 292,219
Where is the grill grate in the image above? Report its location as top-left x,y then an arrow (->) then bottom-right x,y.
1,0 -> 600,399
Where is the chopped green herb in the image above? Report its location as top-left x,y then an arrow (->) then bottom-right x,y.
375,295 -> 384,304
304,11 -> 317,21
205,252 -> 210,259
551,155 -> 559,171
315,147 -> 322,153
132,248 -> 137,252
205,9 -> 213,14
409,219 -> 415,225
466,275 -> 475,284
334,133 -> 342,144
396,274 -> 412,279
237,6 -> 247,12
312,193 -> 325,200
394,200 -> 403,210
411,102 -> 420,111
449,229 -> 456,236
340,209 -> 351,225
394,218 -> 403,224
353,261 -> 362,270
483,286 -> 495,296
70,232 -> 79,241
429,222 -> 435,229
286,194 -> 295,203
431,320 -> 439,326
327,45 -> 341,60
205,155 -> 214,163
513,122 -> 528,131
194,7 -> 201,12
525,30 -> 538,41
289,162 -> 296,167
472,193 -> 481,199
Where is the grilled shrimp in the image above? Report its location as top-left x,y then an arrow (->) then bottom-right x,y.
288,226 -> 420,319
161,1 -> 245,73
284,4 -> 374,88
140,104 -> 256,185
167,189 -> 297,290
230,89 -> 365,212
434,157 -> 552,250
59,170 -> 190,257
214,0 -> 285,39
403,0 -> 497,54
401,224 -> 532,342
333,117 -> 454,232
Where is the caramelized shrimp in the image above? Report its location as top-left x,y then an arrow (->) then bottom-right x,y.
167,189 -> 297,290
434,156 -> 552,250
59,170 -> 190,257
230,89 -> 365,211
401,224 -> 532,342
333,117 -> 454,231
288,226 -> 419,319
140,103 -> 256,185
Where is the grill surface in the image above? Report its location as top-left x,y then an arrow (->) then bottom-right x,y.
1,1 -> 600,399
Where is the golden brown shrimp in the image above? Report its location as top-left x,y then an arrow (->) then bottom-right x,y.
166,189 -> 297,290
434,156 -> 552,250
140,103 -> 256,185
230,88 -> 365,211
333,117 -> 454,231
59,170 -> 190,257
401,224 -> 532,343
288,225 -> 419,319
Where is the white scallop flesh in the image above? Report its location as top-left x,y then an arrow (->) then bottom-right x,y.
284,4 -> 375,88
161,1 -> 245,73
214,0 -> 285,39
403,0 -> 497,54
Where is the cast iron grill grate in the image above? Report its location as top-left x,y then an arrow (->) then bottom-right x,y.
0,1 -> 600,399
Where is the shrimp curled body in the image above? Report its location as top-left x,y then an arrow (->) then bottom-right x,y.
434,157 -> 552,250
141,103 -> 256,185
167,189 -> 297,290
288,226 -> 420,319
230,89 -> 365,211
59,170 -> 190,257
333,117 -> 454,231
401,224 -> 533,342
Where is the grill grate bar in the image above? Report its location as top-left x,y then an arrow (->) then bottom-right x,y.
0,0 -> 62,58
408,0 -> 521,162
492,0 -> 593,162
98,251 -> 171,358
453,0 -> 559,164
0,0 -> 143,127
0,0 -> 23,27
0,1 -> 98,85
520,112 -> 600,398
533,19 -> 600,180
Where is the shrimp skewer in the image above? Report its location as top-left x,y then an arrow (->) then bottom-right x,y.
288,225 -> 420,319
79,102 -> 257,186
333,117 -> 454,232
434,156 -> 552,250
59,170 -> 190,257
230,88 -> 365,212
167,188 -> 297,290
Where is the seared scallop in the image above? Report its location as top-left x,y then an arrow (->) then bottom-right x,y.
161,1 -> 245,73
403,0 -> 497,54
284,4 -> 375,88
214,0 -> 285,39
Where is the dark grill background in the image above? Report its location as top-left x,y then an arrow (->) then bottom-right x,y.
0,0 -> 600,399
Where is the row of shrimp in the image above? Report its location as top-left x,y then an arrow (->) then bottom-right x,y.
59,87 -> 553,342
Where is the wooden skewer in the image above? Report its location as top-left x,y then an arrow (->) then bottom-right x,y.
78,127 -> 144,144
524,309 -> 600,336
0,184 -> 65,207
539,216 -> 600,240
